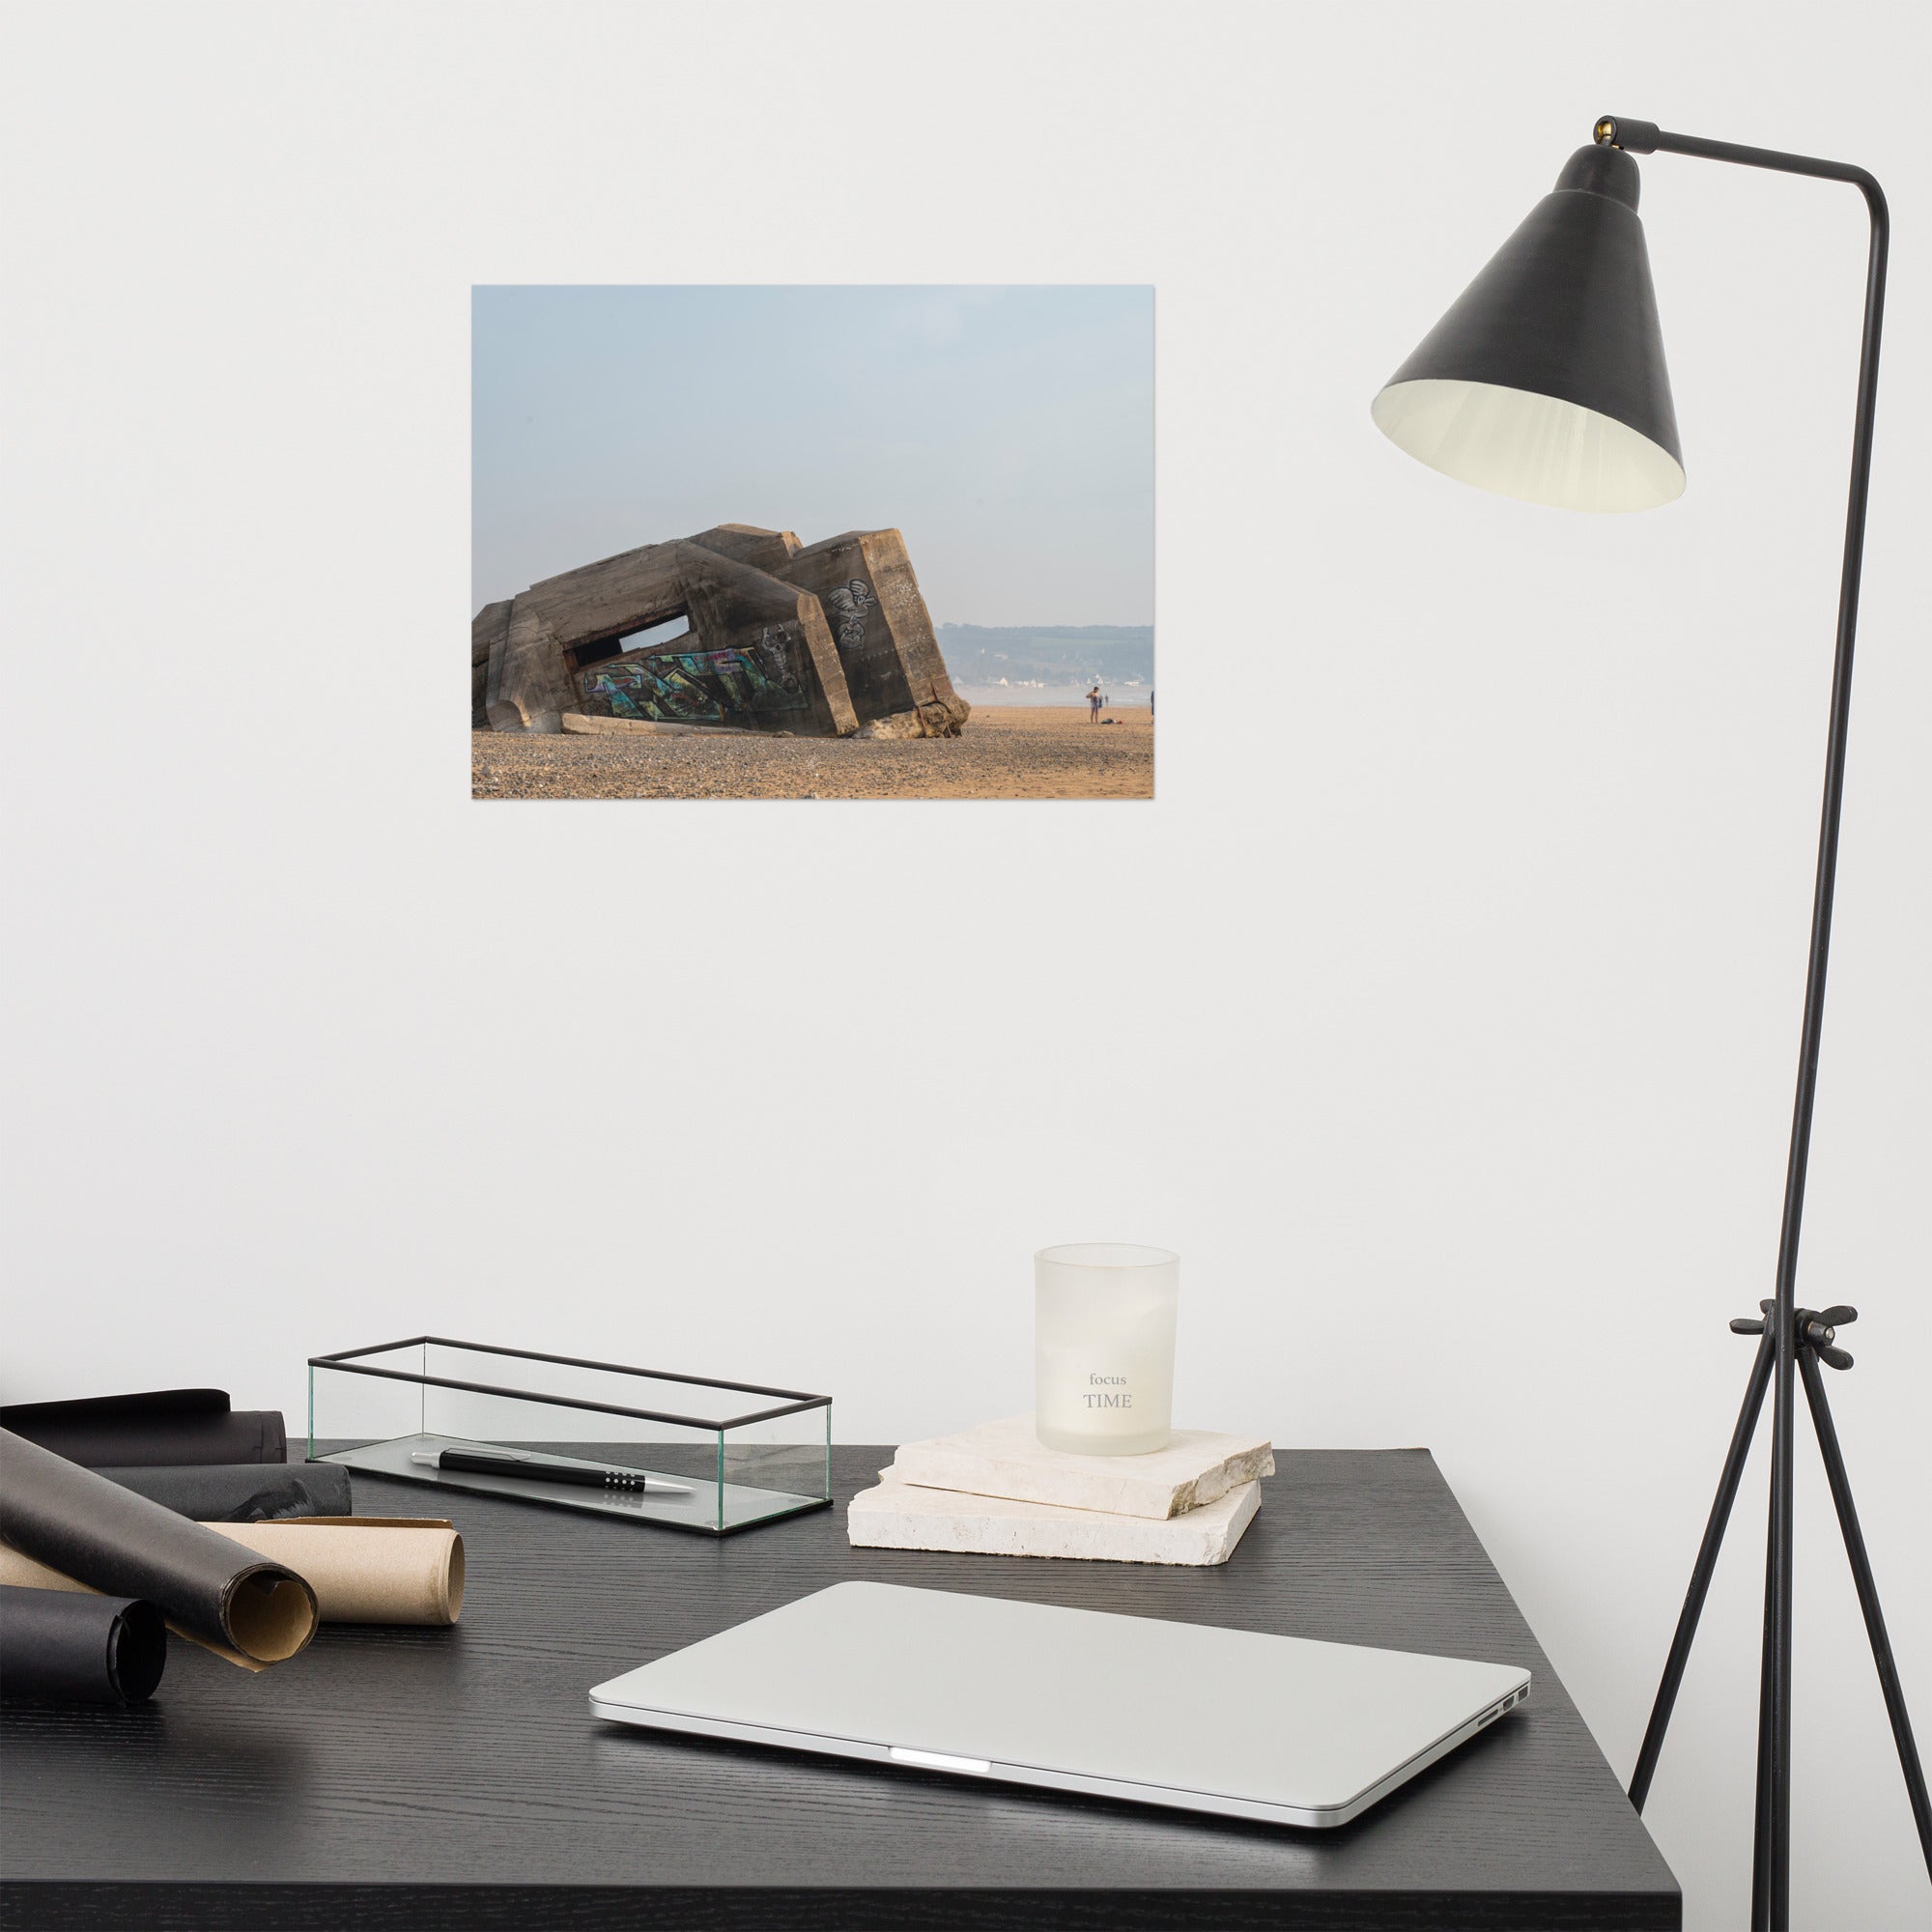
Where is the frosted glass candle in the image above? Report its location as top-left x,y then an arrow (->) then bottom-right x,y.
1034,1243 -> 1179,1456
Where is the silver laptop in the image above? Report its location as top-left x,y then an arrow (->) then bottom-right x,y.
589,1580 -> 1530,1828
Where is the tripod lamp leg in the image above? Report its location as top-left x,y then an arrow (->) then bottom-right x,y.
1766,1309 -> 1798,1932
1753,1455 -> 1781,1931
1798,1349 -> 1932,1877
1631,1327 -> 1776,1811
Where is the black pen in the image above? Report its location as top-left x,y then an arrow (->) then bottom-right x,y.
411,1446 -> 691,1495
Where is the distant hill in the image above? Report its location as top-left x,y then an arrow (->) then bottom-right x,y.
937,624 -> 1153,690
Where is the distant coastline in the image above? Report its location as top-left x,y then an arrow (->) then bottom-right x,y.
938,624 -> 1152,706
955,685 -> 1153,708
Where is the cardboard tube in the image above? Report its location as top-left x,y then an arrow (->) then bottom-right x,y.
0,1520 -> 465,1633
0,1543 -> 283,1672
0,1430 -> 316,1669
200,1520 -> 465,1626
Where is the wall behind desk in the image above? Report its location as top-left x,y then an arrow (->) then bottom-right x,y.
3,5 -> 1927,1927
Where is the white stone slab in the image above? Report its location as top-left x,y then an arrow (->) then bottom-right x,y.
847,1467 -> 1261,1566
890,1415 -> 1274,1520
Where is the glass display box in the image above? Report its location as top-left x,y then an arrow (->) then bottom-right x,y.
308,1337 -> 832,1535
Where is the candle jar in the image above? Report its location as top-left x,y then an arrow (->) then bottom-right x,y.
1034,1243 -> 1179,1456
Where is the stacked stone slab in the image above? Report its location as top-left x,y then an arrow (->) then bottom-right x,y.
847,1417 -> 1275,1566
471,523 -> 970,740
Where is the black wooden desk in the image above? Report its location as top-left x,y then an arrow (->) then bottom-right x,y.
1,1447 -> 1678,1930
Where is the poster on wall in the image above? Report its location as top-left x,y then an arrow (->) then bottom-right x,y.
471,285 -> 1154,801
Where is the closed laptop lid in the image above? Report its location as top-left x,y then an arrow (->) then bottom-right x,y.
590,1580 -> 1529,1821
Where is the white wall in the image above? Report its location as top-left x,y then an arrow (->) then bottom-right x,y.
4,4 -> 1926,1925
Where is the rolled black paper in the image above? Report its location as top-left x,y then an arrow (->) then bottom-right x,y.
96,1462 -> 353,1522
0,1390 -> 286,1467
0,1585 -> 166,1705
0,1430 -> 317,1668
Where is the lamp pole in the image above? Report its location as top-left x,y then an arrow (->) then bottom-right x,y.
1589,118 -> 1925,1932
1375,113 -> 1926,1928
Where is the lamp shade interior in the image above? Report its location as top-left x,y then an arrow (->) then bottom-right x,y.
1372,377 -> 1685,512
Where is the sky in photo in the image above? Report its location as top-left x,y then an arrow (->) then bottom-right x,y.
472,285 -> 1152,627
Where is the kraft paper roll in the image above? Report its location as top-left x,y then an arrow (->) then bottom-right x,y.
0,1430 -> 316,1670
0,1584 -> 168,1705
0,1522 -> 464,1630
201,1520 -> 466,1625
99,1463 -> 353,1522
0,1390 -> 286,1467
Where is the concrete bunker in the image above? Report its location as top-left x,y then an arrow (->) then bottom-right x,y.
472,524 -> 969,740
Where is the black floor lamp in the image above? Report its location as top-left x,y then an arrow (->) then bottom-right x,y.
1371,116 -> 1930,1931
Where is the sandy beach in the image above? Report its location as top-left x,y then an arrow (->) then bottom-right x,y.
472,705 -> 1153,801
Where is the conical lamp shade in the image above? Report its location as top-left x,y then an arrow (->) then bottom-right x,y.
1373,145 -> 1684,512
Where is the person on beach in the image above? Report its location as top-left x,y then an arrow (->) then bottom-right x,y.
1088,684 -> 1102,722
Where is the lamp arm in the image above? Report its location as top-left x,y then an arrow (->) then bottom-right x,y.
1594,115 -> 1885,208
1597,114 -> 1890,1932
